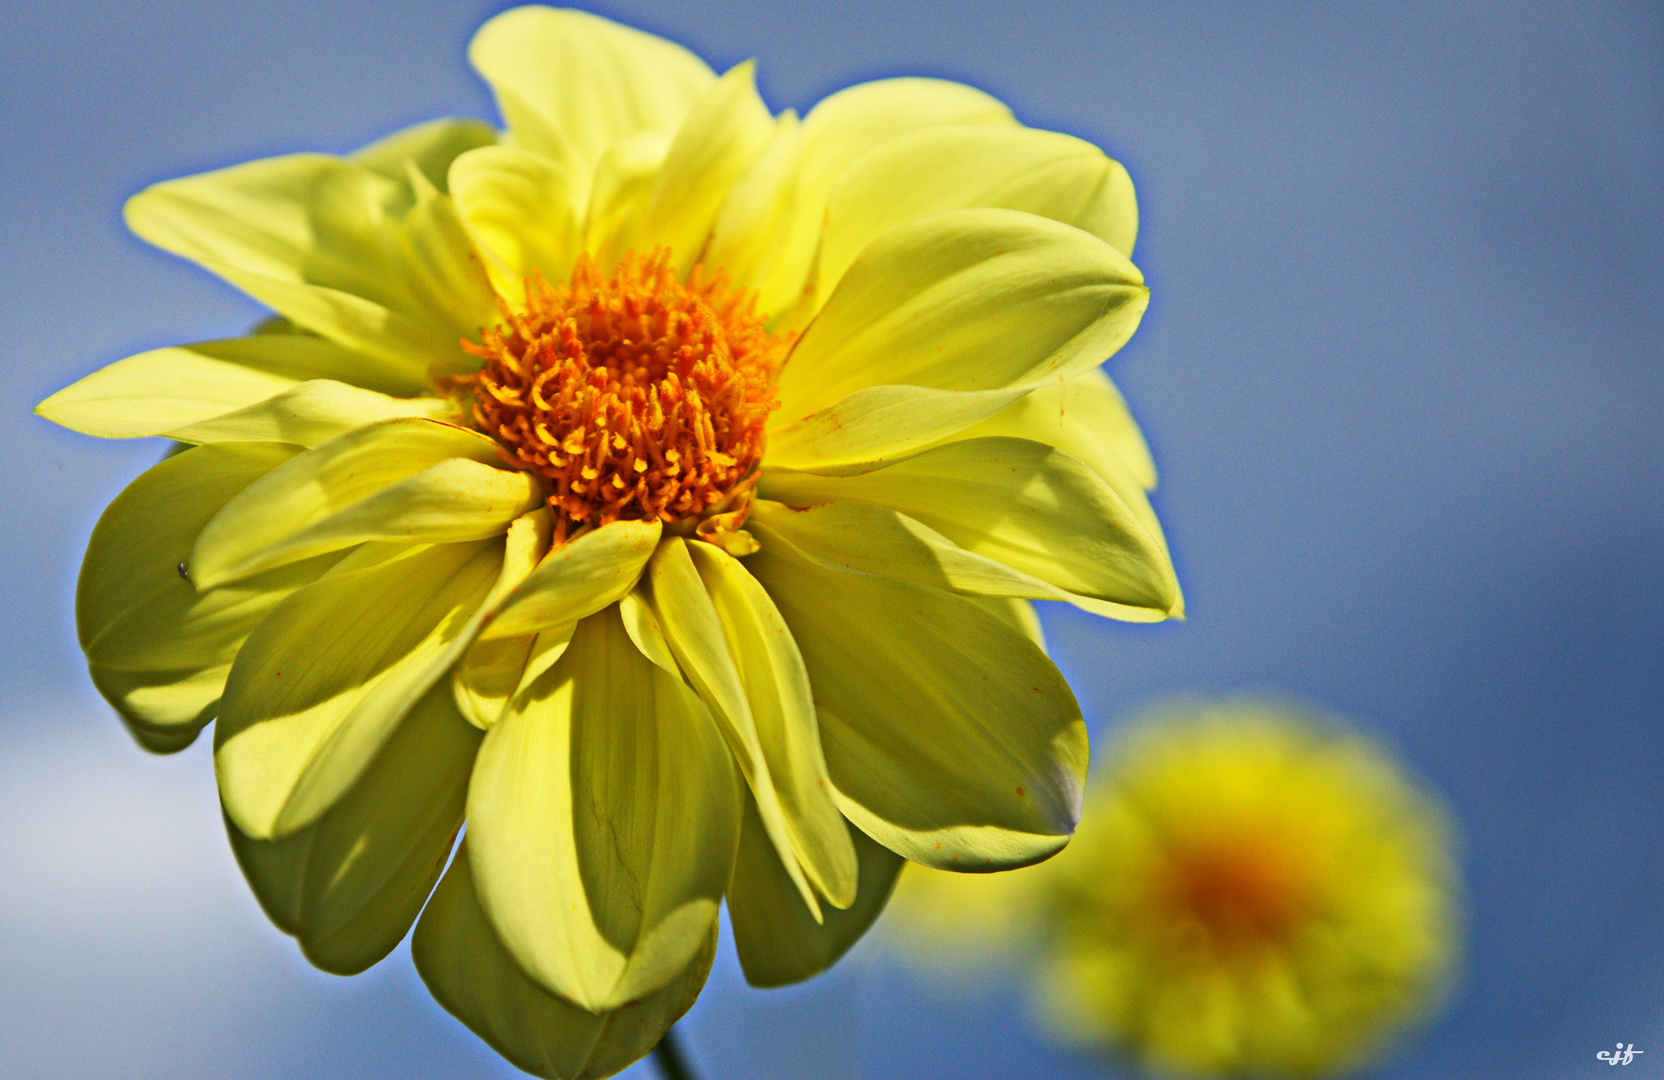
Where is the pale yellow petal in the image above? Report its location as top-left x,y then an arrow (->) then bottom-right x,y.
467,606 -> 740,1010
226,681 -> 481,974
123,155 -> 466,372
643,539 -> 824,917
414,844 -> 715,1080
819,124 -> 1138,293
450,145 -> 582,300
763,383 -> 1033,475
351,116 -> 498,203
164,380 -> 454,447
452,634 -> 537,730
78,442 -> 338,751
582,131 -> 672,271
759,436 -> 1179,619
188,417 -> 521,587
398,164 -> 500,351
639,62 -> 775,277
468,7 -> 714,187
215,538 -> 504,839
480,520 -> 661,641
35,335 -> 428,439
687,541 -> 857,908
727,796 -> 903,987
744,536 -> 1088,869
774,208 -> 1147,423
704,110 -> 805,313
779,78 -> 1018,323
953,367 -> 1157,490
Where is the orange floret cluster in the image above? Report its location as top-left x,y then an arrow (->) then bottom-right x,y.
454,250 -> 788,542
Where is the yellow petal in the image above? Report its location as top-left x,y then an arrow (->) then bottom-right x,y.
450,145 -> 583,300
215,538 -> 504,839
468,6 -> 714,190
77,442 -> 340,752
727,795 -> 903,988
759,436 -> 1179,619
774,208 -> 1148,423
644,539 -> 825,918
704,110 -> 805,315
414,843 -> 715,1080
123,155 -> 466,372
954,367 -> 1157,490
582,131 -> 672,271
188,417 -> 526,588
820,124 -> 1138,293
744,536 -> 1088,870
35,335 -> 428,439
397,164 -> 500,352
749,498 -> 1084,607
165,380 -> 454,447
686,541 -> 857,909
226,681 -> 481,975
480,519 -> 661,641
764,383 -> 1033,475
467,606 -> 740,1010
451,634 -> 537,730
639,62 -> 775,277
350,116 -> 498,204
777,77 -> 1018,324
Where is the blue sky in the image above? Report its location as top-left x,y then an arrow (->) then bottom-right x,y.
2,2 -> 1661,1078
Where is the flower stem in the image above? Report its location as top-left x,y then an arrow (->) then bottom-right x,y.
652,1026 -> 698,1080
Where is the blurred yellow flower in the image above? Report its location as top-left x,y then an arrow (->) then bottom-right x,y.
889,700 -> 1459,1079
38,7 -> 1178,1078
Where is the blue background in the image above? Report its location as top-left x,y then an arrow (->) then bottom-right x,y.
2,2 -> 1660,1078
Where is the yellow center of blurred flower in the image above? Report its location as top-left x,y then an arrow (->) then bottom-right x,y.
455,250 -> 787,542
1157,832 -> 1313,952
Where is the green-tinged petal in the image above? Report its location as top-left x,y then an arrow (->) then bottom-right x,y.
774,208 -> 1148,422
644,539 -> 825,918
582,132 -> 672,271
189,417 -> 518,587
453,634 -> 537,729
686,541 -> 857,908
480,520 -> 661,641
728,796 -> 902,988
971,596 -> 1047,650
764,383 -> 1033,474
77,442 -> 340,751
778,78 -> 1017,324
414,844 -> 715,1080
450,145 -> 582,301
36,335 -> 428,439
352,117 -> 498,204
165,380 -> 454,447
639,62 -> 774,277
467,606 -> 740,1010
953,367 -> 1157,490
704,111 -> 805,315
468,7 -> 714,188
215,538 -> 503,839
820,124 -> 1138,294
744,536 -> 1088,870
759,436 -> 1178,618
227,681 -> 481,974
399,165 -> 500,351
749,498 -> 1073,604
124,155 -> 467,373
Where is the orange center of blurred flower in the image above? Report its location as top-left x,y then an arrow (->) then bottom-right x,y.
1159,832 -> 1314,951
454,250 -> 787,542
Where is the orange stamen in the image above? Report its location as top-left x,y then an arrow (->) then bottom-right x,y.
448,250 -> 789,542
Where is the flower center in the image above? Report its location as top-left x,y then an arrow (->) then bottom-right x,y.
455,250 -> 787,542
1157,833 -> 1314,951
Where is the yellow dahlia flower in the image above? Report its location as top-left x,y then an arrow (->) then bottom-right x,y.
888,701 -> 1459,1079
38,7 -> 1179,1076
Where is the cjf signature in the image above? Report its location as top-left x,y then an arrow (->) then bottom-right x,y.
1598,1043 -> 1645,1065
